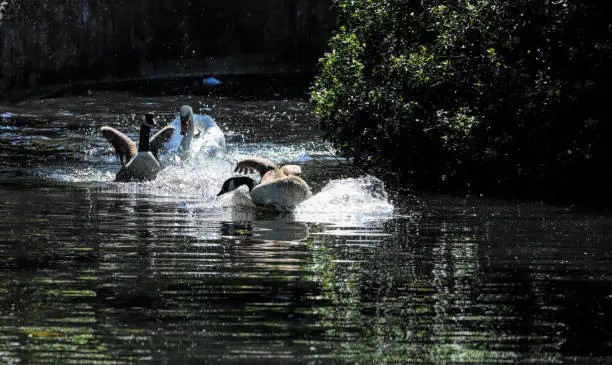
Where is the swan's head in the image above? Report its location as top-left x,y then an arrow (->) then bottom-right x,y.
217,176 -> 256,196
143,112 -> 157,128
179,105 -> 194,136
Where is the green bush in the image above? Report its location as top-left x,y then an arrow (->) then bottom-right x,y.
312,0 -> 612,200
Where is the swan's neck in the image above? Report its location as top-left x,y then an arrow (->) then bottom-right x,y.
138,124 -> 151,152
186,128 -> 195,139
178,127 -> 195,154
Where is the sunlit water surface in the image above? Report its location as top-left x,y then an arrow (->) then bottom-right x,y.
1,93 -> 611,364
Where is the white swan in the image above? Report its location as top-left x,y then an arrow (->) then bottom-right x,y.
101,113 -> 175,182
217,157 -> 312,208
163,105 -> 226,159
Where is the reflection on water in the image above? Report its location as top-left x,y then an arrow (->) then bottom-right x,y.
1,94 -> 612,364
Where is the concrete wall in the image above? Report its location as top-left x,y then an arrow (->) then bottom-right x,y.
0,0 -> 334,94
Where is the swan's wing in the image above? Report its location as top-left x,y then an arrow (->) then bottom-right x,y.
149,125 -> 176,160
100,126 -> 137,166
280,164 -> 302,176
235,157 -> 278,176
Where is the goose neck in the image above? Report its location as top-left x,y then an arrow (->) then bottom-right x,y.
138,124 -> 151,152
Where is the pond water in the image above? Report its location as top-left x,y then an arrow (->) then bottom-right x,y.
1,92 -> 611,364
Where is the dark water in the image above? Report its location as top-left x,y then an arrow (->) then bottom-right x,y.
1,93 -> 611,364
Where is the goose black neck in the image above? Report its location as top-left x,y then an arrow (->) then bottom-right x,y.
138,124 -> 151,152
230,176 -> 255,191
242,177 -> 255,191
217,176 -> 256,196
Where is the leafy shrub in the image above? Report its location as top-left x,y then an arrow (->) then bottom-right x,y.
312,0 -> 612,200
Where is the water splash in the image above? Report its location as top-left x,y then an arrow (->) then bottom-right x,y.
39,154 -> 234,198
227,141 -> 333,165
35,126 -> 392,227
42,145 -> 309,198
151,156 -> 234,199
40,156 -> 394,227
40,166 -> 115,183
294,175 -> 394,225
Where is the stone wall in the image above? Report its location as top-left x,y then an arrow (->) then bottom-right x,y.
0,0 -> 334,94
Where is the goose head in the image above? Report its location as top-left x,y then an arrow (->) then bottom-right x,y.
138,112 -> 158,152
217,176 -> 256,196
143,112 -> 158,128
179,105 -> 194,136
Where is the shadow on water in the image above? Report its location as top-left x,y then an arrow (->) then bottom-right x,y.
1,93 -> 612,364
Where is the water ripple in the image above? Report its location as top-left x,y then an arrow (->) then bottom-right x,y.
1,94 -> 611,364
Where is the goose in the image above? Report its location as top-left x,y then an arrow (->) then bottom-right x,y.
217,157 -> 312,208
100,113 -> 175,182
163,105 -> 226,159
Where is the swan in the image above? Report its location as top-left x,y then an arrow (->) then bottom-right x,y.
217,157 -> 312,208
163,105 -> 226,159
100,113 -> 175,182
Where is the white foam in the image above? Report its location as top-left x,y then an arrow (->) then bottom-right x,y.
42,141 -> 394,226
151,155 -> 234,199
294,175 -> 394,225
41,167 -> 114,183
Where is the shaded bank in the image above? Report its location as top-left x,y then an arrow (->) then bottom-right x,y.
0,0 -> 334,97
2,73 -> 316,102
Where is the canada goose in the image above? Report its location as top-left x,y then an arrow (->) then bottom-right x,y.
163,105 -> 226,159
217,157 -> 312,208
100,113 -> 175,182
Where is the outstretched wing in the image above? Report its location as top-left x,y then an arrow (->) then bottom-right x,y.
235,157 -> 278,177
100,126 -> 137,166
149,125 -> 176,160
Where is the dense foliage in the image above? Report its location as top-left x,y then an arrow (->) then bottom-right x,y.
311,0 -> 612,200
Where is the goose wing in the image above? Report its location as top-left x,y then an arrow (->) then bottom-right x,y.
280,164 -> 302,176
235,157 -> 278,177
100,126 -> 137,166
149,125 -> 176,160
250,174 -> 312,207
